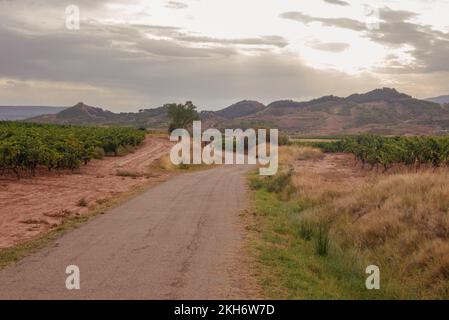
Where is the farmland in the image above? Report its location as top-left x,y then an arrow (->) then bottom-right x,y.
296,135 -> 449,170
0,122 -> 145,178
2,120 -> 449,299
247,142 -> 449,299
0,124 -> 171,250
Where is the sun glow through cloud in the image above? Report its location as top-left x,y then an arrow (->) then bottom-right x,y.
0,0 -> 448,109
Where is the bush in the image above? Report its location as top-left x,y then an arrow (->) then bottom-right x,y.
92,147 -> 105,159
116,170 -> 141,178
249,176 -> 265,190
278,135 -> 290,146
266,170 -> 294,193
116,145 -> 129,156
77,197 -> 88,207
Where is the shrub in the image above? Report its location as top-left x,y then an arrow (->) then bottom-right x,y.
278,135 -> 290,146
249,176 -> 265,190
266,170 -> 294,193
116,170 -> 142,178
116,145 -> 129,156
77,197 -> 88,207
92,147 -> 105,159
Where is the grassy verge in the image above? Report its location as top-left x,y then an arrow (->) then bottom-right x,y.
246,145 -> 449,299
247,173 -> 391,299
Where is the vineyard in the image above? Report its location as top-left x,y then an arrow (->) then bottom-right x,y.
308,135 -> 449,170
0,122 -> 146,178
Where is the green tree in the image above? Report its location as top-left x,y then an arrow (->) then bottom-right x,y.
166,101 -> 200,133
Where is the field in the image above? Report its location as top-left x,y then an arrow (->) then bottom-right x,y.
0,122 -> 172,251
248,143 -> 449,299
2,121 -> 449,299
0,122 -> 146,178
295,135 -> 449,170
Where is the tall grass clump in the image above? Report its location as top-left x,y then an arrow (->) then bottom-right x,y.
298,220 -> 314,241
250,143 -> 449,299
314,223 -> 330,256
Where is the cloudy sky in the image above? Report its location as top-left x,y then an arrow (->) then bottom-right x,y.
1,0 -> 448,111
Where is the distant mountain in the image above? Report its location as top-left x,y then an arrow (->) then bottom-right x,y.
219,88 -> 449,135
346,87 -> 411,103
56,102 -> 116,124
426,95 -> 449,105
215,100 -> 266,119
29,102 -> 169,128
24,88 -> 449,135
0,106 -> 66,121
28,102 -> 116,124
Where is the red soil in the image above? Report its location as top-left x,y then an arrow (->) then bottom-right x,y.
0,136 -> 172,249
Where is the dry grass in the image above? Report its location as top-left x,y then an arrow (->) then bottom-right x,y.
327,172 -> 449,297
289,155 -> 449,298
156,155 -> 177,171
279,146 -> 324,166
116,170 -> 143,178
292,171 -> 346,204
295,147 -> 325,161
251,145 -> 449,298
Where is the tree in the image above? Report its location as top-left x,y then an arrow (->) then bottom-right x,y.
166,101 -> 200,133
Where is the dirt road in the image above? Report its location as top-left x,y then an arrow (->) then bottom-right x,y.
0,165 -> 256,299
0,136 -> 171,248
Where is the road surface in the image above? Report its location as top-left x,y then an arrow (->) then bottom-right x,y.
0,165 -> 254,299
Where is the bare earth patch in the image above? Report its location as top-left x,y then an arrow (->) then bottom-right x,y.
294,153 -> 367,184
0,136 -> 172,249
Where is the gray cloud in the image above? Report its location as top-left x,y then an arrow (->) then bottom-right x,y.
0,18 -> 380,110
280,11 -> 365,31
308,41 -> 350,53
0,1 -> 448,109
369,8 -> 449,73
323,0 -> 350,6
174,34 -> 288,48
165,1 -> 188,10
280,7 -> 449,73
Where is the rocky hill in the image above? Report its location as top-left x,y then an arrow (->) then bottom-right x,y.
26,88 -> 449,135
29,102 -> 169,128
222,88 -> 449,135
215,100 -> 266,119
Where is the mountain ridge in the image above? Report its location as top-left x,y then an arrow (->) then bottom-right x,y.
426,95 -> 449,105
24,88 -> 449,135
0,106 -> 66,121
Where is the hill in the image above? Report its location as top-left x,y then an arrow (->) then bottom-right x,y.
25,88 -> 449,135
426,95 -> 449,105
215,100 -> 266,119
29,102 -> 169,128
221,88 -> 449,135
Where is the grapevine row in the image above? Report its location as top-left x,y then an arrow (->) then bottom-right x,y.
0,122 -> 146,178
314,135 -> 449,170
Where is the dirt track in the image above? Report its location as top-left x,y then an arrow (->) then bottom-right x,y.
0,165 -> 257,299
0,136 -> 171,248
